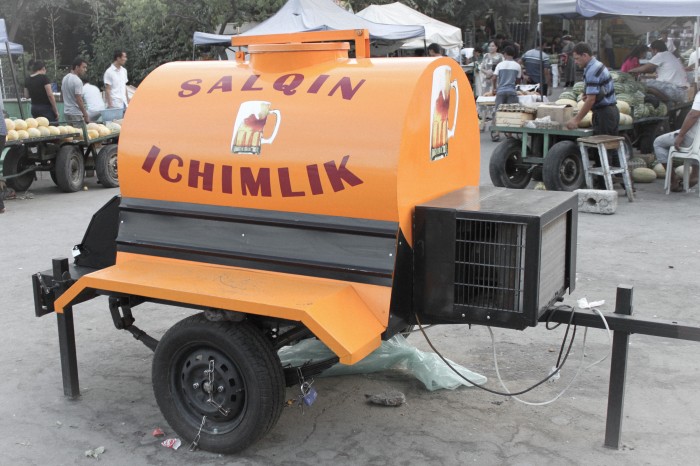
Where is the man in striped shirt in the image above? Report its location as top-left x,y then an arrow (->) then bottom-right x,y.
565,42 -> 618,136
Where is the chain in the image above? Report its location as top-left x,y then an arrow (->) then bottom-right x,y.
189,415 -> 207,451
204,359 -> 230,416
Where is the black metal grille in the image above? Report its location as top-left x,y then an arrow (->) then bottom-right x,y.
454,219 -> 526,313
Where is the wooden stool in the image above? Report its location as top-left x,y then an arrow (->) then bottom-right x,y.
577,135 -> 634,202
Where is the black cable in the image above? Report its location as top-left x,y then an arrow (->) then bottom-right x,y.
415,307 -> 578,397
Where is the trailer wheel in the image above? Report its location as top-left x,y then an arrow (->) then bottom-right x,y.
489,138 -> 532,189
55,145 -> 85,192
3,146 -> 35,191
96,144 -> 119,188
152,314 -> 285,454
543,140 -> 585,191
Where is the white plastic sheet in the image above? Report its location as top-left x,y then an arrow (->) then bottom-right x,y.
278,334 -> 487,391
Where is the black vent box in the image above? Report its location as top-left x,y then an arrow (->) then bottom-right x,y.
414,186 -> 577,330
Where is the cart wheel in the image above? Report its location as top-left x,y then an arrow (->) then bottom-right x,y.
152,314 -> 285,454
55,145 -> 85,192
49,170 -> 58,186
543,140 -> 585,191
489,138 -> 532,189
96,144 -> 119,188
3,146 -> 35,192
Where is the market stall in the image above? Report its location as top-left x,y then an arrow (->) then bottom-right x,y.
356,2 -> 462,57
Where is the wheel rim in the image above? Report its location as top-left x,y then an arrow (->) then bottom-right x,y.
559,155 -> 581,186
505,151 -> 529,184
171,345 -> 248,435
107,152 -> 118,180
69,154 -> 82,184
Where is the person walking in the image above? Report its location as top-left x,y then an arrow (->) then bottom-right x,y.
479,41 -> 504,96
26,60 -> 59,122
491,45 -> 521,141
61,57 -> 90,124
602,28 -> 615,69
104,49 -> 130,113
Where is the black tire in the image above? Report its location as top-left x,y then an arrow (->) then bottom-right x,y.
50,170 -> 58,186
3,146 -> 35,191
96,144 -> 119,188
489,138 -> 532,189
152,314 -> 285,454
55,145 -> 85,192
543,140 -> 585,191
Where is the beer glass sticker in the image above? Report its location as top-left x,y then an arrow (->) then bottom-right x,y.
429,65 -> 459,161
231,101 -> 282,155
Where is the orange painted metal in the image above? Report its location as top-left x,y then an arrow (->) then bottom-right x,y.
118,30 -> 479,246
83,30 -> 480,362
231,29 -> 371,59
55,253 -> 388,364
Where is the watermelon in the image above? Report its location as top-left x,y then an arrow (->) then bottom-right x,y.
632,167 -> 656,183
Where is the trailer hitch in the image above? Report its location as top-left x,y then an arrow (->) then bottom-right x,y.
108,297 -> 159,351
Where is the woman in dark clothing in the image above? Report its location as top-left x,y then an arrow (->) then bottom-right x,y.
26,61 -> 59,122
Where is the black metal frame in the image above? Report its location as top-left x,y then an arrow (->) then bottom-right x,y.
42,275 -> 700,447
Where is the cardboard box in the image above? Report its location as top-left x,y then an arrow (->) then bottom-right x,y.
536,104 -> 574,124
495,111 -> 535,127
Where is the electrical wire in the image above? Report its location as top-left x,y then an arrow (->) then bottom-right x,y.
492,304 -> 613,406
415,308 -> 577,397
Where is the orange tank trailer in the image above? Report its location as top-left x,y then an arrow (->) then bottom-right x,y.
32,30 -> 520,455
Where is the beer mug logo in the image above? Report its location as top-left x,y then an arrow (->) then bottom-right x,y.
429,65 -> 460,161
231,101 -> 281,155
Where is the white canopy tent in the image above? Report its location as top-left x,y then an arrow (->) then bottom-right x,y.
356,2 -> 462,56
539,0 -> 700,18
193,0 -> 424,56
539,0 -> 699,86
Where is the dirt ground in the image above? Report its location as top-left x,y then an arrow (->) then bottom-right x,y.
2,128 -> 700,465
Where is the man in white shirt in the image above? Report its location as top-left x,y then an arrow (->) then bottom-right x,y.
653,90 -> 700,190
81,77 -> 106,122
103,49 -> 129,110
628,39 -> 688,104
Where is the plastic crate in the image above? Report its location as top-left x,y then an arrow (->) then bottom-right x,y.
101,108 -> 125,122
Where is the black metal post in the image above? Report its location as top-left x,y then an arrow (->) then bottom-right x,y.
604,284 -> 633,449
53,258 -> 80,398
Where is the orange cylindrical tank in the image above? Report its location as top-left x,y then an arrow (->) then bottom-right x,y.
118,36 -> 479,245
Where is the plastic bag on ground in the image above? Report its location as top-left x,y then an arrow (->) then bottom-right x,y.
278,334 -> 487,391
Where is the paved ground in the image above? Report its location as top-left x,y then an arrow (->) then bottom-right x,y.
2,120 -> 700,465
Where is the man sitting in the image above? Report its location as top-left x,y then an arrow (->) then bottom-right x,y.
628,40 -> 689,105
652,90 -> 700,191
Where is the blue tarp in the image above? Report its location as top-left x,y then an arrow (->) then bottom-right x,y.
0,19 -> 23,55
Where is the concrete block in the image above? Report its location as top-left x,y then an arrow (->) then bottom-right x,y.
574,189 -> 618,214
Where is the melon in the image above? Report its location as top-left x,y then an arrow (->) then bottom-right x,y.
13,119 -> 27,131
632,167 -> 656,183
106,122 -> 121,132
616,101 -> 631,115
619,114 -> 633,126
87,129 -> 100,140
577,100 -> 585,110
97,126 -> 111,137
578,113 -> 593,128
675,165 -> 693,178
27,127 -> 41,138
48,126 -> 61,136
38,126 -> 51,137
25,118 -> 38,129
653,163 -> 666,179
36,116 -> 50,127
86,122 -> 100,131
555,98 -> 578,107
6,129 -> 18,141
4,118 -> 14,131
16,129 -> 29,140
